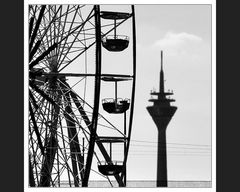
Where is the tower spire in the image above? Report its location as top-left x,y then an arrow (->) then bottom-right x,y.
160,50 -> 164,93
161,50 -> 163,71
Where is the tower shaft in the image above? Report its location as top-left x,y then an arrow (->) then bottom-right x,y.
147,106 -> 176,186
157,129 -> 167,186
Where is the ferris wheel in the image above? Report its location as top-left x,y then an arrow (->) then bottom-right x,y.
28,5 -> 136,187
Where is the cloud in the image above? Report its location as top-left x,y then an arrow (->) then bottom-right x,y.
153,32 -> 203,55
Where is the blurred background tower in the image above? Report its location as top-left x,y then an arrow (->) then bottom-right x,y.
147,51 -> 177,187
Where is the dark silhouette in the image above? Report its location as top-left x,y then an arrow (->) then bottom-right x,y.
147,51 -> 177,187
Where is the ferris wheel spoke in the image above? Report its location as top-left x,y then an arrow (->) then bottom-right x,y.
57,9 -> 95,70
29,42 -> 58,69
51,160 -> 70,186
55,6 -> 63,57
30,5 -> 62,60
58,120 -> 72,186
40,14 -> 52,55
59,42 -> 93,73
29,110 -> 48,152
39,102 -> 60,186
29,127 -> 41,184
29,40 -> 42,62
32,10 -> 94,72
30,89 -> 51,124
29,90 -> 40,111
29,95 -> 60,185
29,101 -> 45,155
55,139 -> 81,186
36,91 -> 61,187
48,5 -> 55,54
29,5 -> 46,51
63,97 -> 85,181
58,31 -> 89,48
29,5 -> 36,17
69,90 -> 91,128
56,5 -> 83,67
53,6 -> 58,45
29,81 -> 55,106
31,84 -> 91,140
29,16 -> 34,39
55,5 -> 70,59
49,92 -> 91,143
57,5 -> 80,49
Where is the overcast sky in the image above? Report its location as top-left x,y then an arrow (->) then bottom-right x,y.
134,4 -> 211,181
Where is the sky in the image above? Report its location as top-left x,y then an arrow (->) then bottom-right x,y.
26,1 -> 214,187
97,4 -> 212,181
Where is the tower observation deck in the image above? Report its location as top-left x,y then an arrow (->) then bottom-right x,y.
146,51 -> 177,187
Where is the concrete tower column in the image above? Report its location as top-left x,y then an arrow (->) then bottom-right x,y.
157,129 -> 167,186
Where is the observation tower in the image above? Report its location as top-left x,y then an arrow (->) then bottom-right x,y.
147,51 -> 177,187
